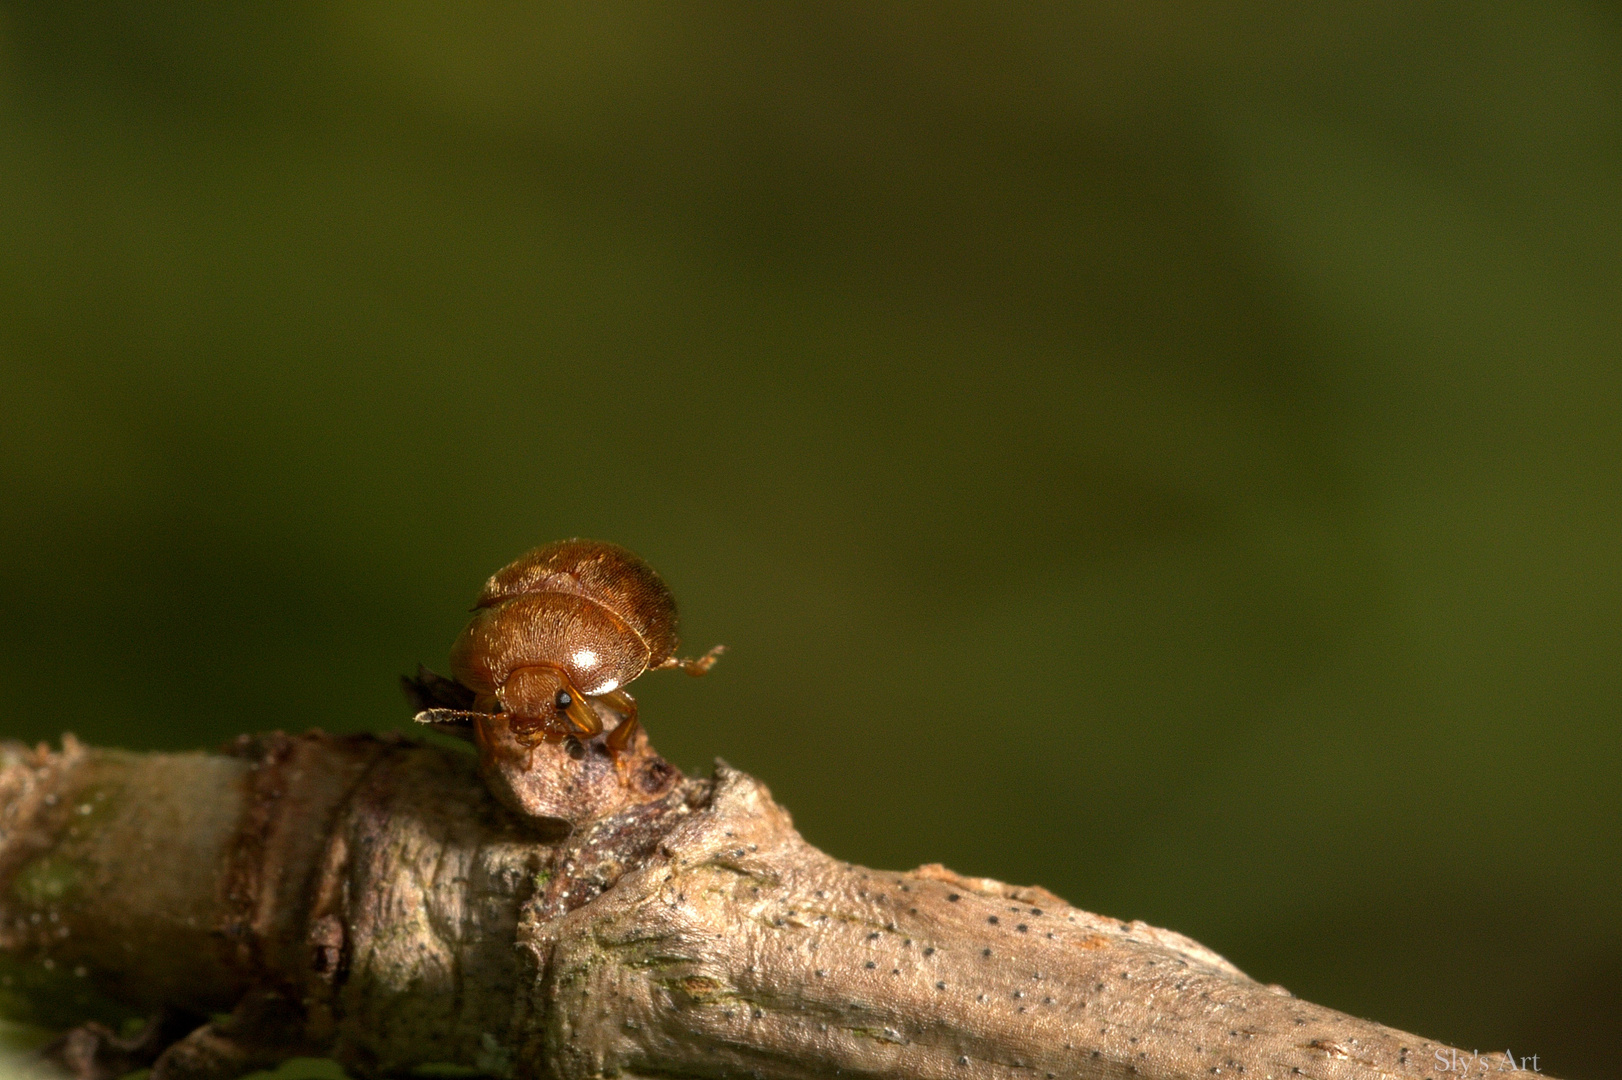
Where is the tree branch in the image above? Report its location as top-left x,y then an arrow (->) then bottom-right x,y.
0,732 -> 1546,1079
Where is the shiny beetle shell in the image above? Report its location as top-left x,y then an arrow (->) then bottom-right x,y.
449,539 -> 680,701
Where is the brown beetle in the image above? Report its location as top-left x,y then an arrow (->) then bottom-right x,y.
410,539 -> 722,760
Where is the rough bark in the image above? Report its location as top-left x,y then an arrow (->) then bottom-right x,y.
0,732 -> 1551,1080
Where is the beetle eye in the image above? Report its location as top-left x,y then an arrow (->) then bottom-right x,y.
555,689 -> 573,710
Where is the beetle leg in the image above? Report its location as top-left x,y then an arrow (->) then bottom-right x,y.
595,688 -> 641,754
653,644 -> 726,677
558,684 -> 605,741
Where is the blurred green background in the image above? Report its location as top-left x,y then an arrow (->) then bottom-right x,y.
0,1 -> 1618,1075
